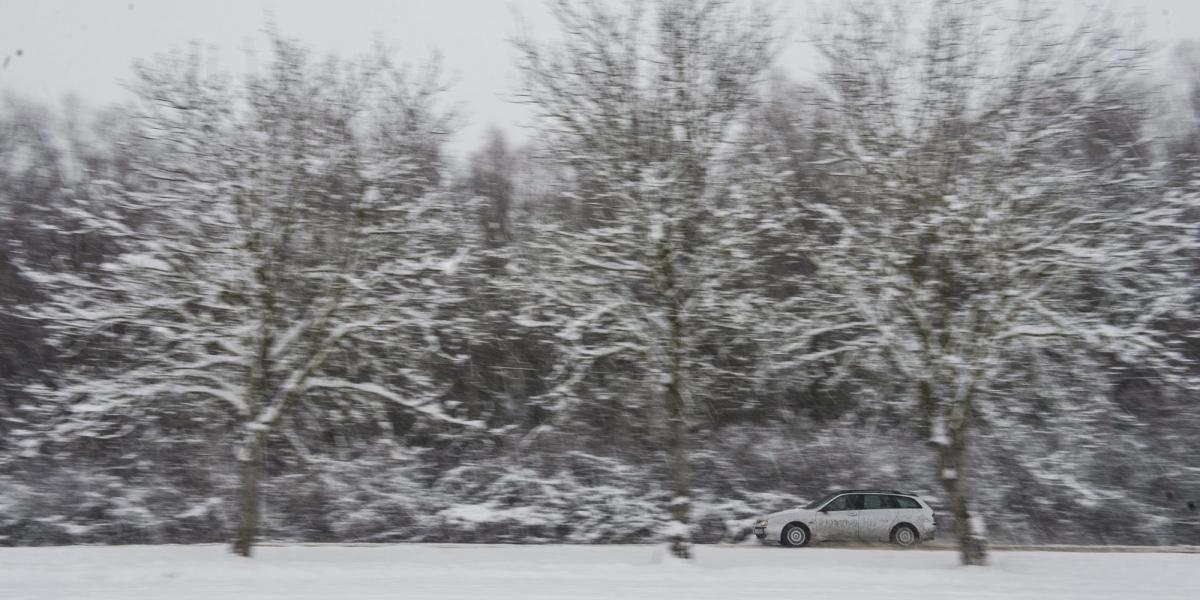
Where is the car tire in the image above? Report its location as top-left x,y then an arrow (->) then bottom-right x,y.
891,524 -> 919,547
780,523 -> 810,548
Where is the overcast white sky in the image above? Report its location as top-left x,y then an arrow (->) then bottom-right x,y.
1,0 -> 1198,159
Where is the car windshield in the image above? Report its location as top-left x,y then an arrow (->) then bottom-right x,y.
802,493 -> 841,510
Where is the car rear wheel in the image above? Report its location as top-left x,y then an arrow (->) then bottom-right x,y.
891,524 -> 918,547
781,524 -> 809,547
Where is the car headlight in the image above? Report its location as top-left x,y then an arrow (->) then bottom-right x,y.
754,519 -> 768,528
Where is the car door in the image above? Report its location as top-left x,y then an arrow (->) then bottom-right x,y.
813,493 -> 848,541
861,494 -> 898,541
816,494 -> 865,541
840,494 -> 869,539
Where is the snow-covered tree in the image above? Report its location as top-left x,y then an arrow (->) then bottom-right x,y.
17,35 -> 481,556
808,0 -> 1199,564
0,97 -> 138,468
515,0 -> 776,558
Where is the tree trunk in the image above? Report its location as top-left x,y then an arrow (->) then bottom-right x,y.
936,423 -> 988,566
231,431 -> 264,557
659,240 -> 691,559
236,255 -> 274,558
666,352 -> 691,559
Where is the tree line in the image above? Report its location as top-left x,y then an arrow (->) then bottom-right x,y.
1,0 -> 1198,565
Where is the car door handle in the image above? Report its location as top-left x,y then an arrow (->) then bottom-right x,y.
847,512 -> 858,516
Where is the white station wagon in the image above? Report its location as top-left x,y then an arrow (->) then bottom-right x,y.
753,490 -> 936,547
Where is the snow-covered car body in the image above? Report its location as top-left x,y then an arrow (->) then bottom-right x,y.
753,490 -> 935,547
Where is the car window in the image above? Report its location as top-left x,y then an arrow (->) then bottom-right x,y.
883,495 -> 901,509
894,496 -> 921,509
845,494 -> 865,510
804,492 -> 841,510
863,494 -> 886,509
823,495 -> 849,511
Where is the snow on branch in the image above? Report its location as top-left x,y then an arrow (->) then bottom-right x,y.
301,378 -> 485,430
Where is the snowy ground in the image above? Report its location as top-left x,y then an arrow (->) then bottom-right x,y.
2,543 -> 1198,600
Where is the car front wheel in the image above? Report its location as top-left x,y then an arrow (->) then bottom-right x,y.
781,524 -> 809,547
891,524 -> 919,547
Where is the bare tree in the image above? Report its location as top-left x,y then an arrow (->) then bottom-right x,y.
810,0 -> 1198,565
515,0 -> 775,558
19,35 -> 479,557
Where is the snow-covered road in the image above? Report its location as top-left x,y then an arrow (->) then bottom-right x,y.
1,543 -> 1197,599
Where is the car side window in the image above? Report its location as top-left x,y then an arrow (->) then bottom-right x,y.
895,496 -> 921,509
883,495 -> 901,509
845,494 -> 865,510
864,494 -> 886,509
824,495 -> 849,511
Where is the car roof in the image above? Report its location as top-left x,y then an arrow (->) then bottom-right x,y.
831,489 -> 921,497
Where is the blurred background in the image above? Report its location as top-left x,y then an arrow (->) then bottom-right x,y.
0,0 -> 1197,559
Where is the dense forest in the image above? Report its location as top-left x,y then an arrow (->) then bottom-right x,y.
1,0 -> 1198,565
